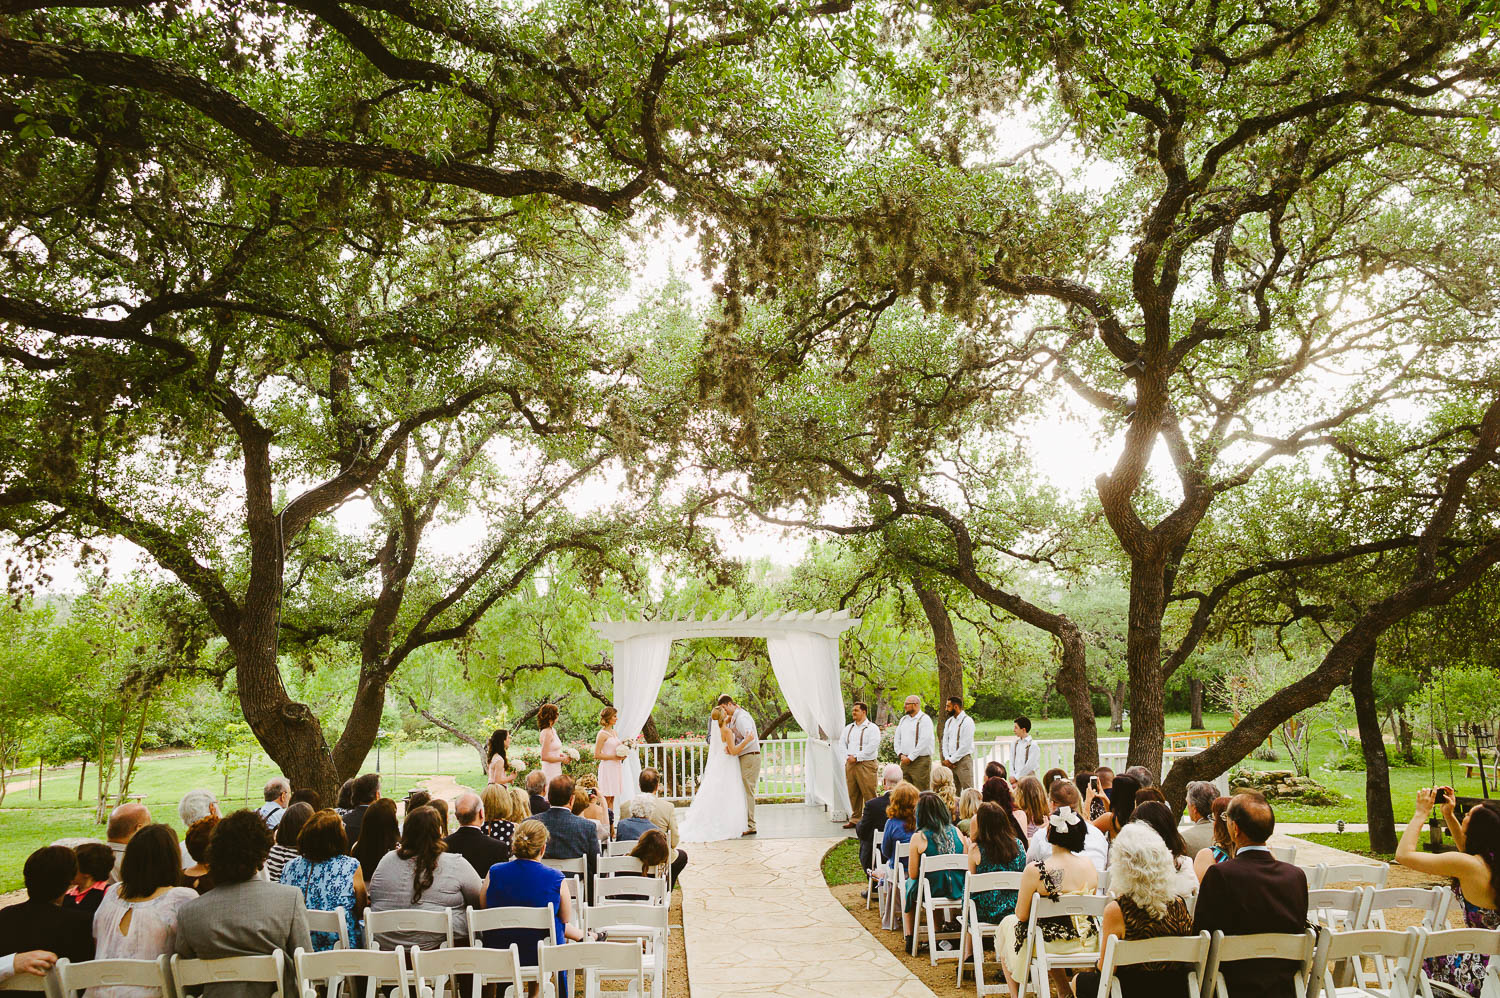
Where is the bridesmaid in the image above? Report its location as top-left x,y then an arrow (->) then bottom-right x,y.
594,707 -> 630,813
485,728 -> 514,786
538,704 -> 565,785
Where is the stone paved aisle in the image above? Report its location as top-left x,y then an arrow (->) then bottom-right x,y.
680,835 -> 936,998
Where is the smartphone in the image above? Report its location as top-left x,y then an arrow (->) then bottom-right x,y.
1436,787 -> 1452,804
1090,776 -> 1099,788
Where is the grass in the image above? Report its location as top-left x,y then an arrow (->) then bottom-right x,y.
822,837 -> 866,887
1291,830 -> 1395,861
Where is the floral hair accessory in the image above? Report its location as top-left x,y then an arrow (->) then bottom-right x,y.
1048,805 -> 1083,832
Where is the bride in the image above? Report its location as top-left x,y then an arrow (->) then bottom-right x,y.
678,705 -> 748,842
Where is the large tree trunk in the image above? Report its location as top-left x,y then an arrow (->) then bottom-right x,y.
1125,559 -> 1167,775
1189,679 -> 1205,730
1352,646 -> 1397,853
1107,681 -> 1126,732
1056,623 -> 1100,769
642,714 -> 663,743
914,581 -> 964,747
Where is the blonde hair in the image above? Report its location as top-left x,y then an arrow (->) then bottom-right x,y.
576,773 -> 598,790
1016,776 -> 1048,828
481,783 -> 509,823
957,788 -> 982,823
508,787 -> 530,820
711,706 -> 725,724
512,819 -> 549,860
930,765 -> 958,816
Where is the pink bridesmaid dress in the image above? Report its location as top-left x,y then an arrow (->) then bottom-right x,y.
597,732 -> 624,798
540,726 -> 564,783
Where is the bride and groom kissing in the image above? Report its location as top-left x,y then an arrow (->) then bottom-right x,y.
678,694 -> 761,842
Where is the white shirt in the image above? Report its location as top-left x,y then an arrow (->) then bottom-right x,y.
1027,820 -> 1109,872
893,712 -> 933,760
1010,735 -> 1039,779
0,954 -> 14,981
729,708 -> 759,755
840,719 -> 880,763
942,712 -> 975,763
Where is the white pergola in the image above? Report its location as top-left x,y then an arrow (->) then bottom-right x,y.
592,610 -> 861,821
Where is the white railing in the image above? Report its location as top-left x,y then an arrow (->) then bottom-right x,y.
984,737 -> 1230,795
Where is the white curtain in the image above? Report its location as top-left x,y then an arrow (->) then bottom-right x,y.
609,633 -> 674,816
767,631 -> 853,818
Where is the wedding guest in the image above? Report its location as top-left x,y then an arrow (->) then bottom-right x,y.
841,700 -> 881,828
335,779 -> 355,815
615,797 -> 656,842
594,707 -> 630,813
368,806 -> 481,949
941,696 -> 977,793
480,783 -> 517,850
94,826 -> 197,988
1093,773 -> 1141,842
902,792 -> 966,951
931,764 -> 960,817
534,775 -> 600,899
1027,778 -> 1110,871
182,816 -> 218,893
1192,794 -> 1308,998
1397,792 -> 1500,997
630,829 -> 679,883
1180,782 -> 1220,855
106,802 -> 152,881
281,809 -> 364,951
0,846 -> 93,960
1092,767 -> 1116,819
571,777 -> 610,841
636,768 -> 685,877
857,764 -> 904,876
962,802 -> 1028,964
350,797 -> 400,884
1001,806 -> 1099,997
175,791 -> 217,871
1041,767 -> 1068,793
1192,797 -> 1234,882
956,789 -> 983,837
64,842 -> 115,916
1075,823 -> 1194,998
893,695 -> 935,789
482,820 -> 588,990
538,704 -> 566,785
266,802 -> 313,882
257,777 -> 291,829
1134,787 -> 1167,806
175,810 -> 312,998
1123,765 -> 1156,788
404,789 -> 432,818
1014,776 -> 1050,839
1009,717 -> 1039,782
429,797 -> 450,836
448,792 -> 511,874
289,789 -> 321,810
985,760 -> 1008,783
879,782 -> 921,878
525,770 -> 550,816
342,772 -> 381,842
1129,800 -> 1199,894
982,777 -> 1030,841
486,727 -> 516,786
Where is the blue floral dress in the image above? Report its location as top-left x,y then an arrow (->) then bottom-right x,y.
281,854 -> 362,950
973,839 -> 1028,922
1424,885 -> 1500,997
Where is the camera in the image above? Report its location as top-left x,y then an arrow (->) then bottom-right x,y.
1436,787 -> 1452,804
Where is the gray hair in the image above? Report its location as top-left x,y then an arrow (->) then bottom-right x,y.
625,797 -> 651,819
178,789 -> 218,826
525,770 -> 547,794
1186,781 -> 1218,819
1108,822 -> 1185,917
882,763 -> 903,788
262,777 -> 290,802
1123,765 -> 1155,788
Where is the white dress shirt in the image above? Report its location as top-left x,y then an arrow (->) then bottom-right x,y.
942,711 -> 975,763
1027,820 -> 1110,872
0,954 -> 14,981
893,712 -> 933,760
1010,735 -> 1039,779
841,719 -> 880,762
730,708 -> 759,755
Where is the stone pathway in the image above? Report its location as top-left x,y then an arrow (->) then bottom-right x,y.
680,835 -> 935,998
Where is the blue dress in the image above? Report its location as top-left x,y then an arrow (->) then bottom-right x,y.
484,859 -> 568,990
281,854 -> 362,950
882,817 -> 916,874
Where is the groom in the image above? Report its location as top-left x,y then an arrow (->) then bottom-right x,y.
717,694 -> 760,836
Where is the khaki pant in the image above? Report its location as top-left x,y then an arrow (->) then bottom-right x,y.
845,758 -> 878,820
901,754 -> 932,790
739,751 -> 761,832
950,754 -> 975,794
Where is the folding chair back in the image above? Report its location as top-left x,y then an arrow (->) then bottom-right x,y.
465,903 -> 557,946
1366,887 -> 1451,931
1270,845 -> 1297,864
537,941 -> 644,998
409,945 -> 523,998
1019,893 -> 1111,998
365,908 -> 453,950
1301,866 -> 1329,891
583,904 -> 670,998
541,856 -> 589,878
1320,864 -> 1390,890
1309,927 -> 1422,998
305,906 -> 352,949
597,855 -> 645,877
0,976 -> 46,994
606,839 -> 639,856
957,871 -> 1024,988
1411,928 -> 1500,998
171,953 -> 285,998
1205,930 -> 1316,998
294,945 -> 411,998
1098,931 -> 1211,998
1308,888 -> 1369,932
866,831 -> 886,911
1097,870 -> 1111,895
56,957 -> 171,998
594,875 -> 668,906
912,852 -> 970,963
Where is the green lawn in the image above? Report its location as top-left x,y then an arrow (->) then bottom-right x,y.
971,712 -> 1234,741
1291,830 -> 1395,861
822,838 -> 865,887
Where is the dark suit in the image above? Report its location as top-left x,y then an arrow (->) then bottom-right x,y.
446,825 -> 510,877
534,805 -> 600,900
1193,848 -> 1309,998
0,899 -> 94,961
529,793 -> 549,816
342,803 -> 370,844
856,790 -> 892,873
176,879 -> 311,998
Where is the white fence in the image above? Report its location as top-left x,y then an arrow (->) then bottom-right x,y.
635,734 -> 1226,802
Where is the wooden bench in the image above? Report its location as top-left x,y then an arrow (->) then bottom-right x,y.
1462,758 -> 1499,779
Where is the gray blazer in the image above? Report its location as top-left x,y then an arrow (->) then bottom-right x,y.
175,879 -> 311,998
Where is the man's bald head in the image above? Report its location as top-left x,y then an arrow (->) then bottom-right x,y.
882,763 -> 903,789
455,792 -> 483,826
106,802 -> 151,843
1226,791 -> 1276,846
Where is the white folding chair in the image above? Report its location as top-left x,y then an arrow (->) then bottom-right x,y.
583,903 -> 670,998
171,953 -> 285,998
1017,893 -> 1110,998
0,975 -> 46,994
866,822 -> 888,911
1303,866 -> 1332,891
910,852 -> 969,963
597,855 -> 645,877
1409,928 -> 1500,998
55,957 -> 172,998
1205,930 -> 1318,998
537,941 -> 644,998
295,945 -> 413,998
365,909 -> 453,950
1321,865 -> 1391,890
606,839 -> 640,857
1366,888 -> 1452,931
956,870 -> 1023,988
306,906 -> 353,950
465,904 -> 557,986
594,875 -> 668,906
1097,870 -> 1111,895
542,856 -> 590,879
1308,927 -> 1424,998
1096,931 -> 1212,998
1310,889 -> 1371,933
409,946 -> 524,998
1272,845 -> 1298,863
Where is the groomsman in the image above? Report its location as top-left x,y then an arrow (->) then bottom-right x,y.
893,695 -> 934,789
1010,716 -> 1039,782
840,701 -> 881,828
941,696 -> 976,793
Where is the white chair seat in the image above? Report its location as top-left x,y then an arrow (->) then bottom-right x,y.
171,953 -> 285,998
409,945 -> 524,998
538,941 -> 644,998
1206,930 -> 1317,998
295,944 -> 412,998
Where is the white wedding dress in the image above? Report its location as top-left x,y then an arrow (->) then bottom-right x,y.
678,719 -> 748,842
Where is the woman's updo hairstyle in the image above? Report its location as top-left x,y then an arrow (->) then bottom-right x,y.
512,819 -> 550,860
